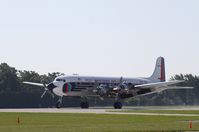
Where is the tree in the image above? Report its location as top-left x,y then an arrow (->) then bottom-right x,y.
40,72 -> 64,84
18,70 -> 41,82
170,74 -> 199,105
18,70 -> 42,93
0,63 -> 20,92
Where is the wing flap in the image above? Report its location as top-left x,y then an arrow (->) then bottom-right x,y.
162,86 -> 193,90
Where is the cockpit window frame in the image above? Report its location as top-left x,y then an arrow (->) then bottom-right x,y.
56,78 -> 65,82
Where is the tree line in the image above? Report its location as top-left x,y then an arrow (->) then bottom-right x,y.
0,62 -> 198,108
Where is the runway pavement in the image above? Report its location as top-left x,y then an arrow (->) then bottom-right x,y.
1,106 -> 199,116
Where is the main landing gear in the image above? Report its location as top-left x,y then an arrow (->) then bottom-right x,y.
113,101 -> 123,109
56,96 -> 63,108
80,97 -> 89,109
114,94 -> 122,109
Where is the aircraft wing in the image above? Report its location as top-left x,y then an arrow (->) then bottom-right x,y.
134,80 -> 191,89
133,80 -> 193,97
23,81 -> 44,87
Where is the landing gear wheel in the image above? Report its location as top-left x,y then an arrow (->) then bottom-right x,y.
80,96 -> 89,109
56,96 -> 63,109
113,102 -> 122,109
80,102 -> 89,109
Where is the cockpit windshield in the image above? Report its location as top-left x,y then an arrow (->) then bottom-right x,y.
55,78 -> 65,82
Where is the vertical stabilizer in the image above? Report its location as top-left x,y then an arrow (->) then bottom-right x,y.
147,57 -> 165,82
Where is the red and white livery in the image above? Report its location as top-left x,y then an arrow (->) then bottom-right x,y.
24,57 -> 193,109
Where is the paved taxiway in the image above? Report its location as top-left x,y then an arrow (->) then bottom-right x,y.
1,106 -> 199,116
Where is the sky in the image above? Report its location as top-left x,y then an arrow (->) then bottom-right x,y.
0,0 -> 198,79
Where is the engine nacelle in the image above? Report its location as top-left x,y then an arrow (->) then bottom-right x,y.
115,83 -> 135,98
94,84 -> 109,97
117,82 -> 134,93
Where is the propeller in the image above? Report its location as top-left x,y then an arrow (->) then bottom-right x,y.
113,76 -> 131,98
41,90 -> 47,98
113,76 -> 124,91
41,83 -> 55,98
120,76 -> 123,84
23,81 -> 56,98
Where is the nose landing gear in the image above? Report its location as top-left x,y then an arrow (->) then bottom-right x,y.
56,96 -> 63,108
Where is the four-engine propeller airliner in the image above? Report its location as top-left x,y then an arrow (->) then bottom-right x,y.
23,57 -> 193,109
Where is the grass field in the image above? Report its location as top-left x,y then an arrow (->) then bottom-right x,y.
110,110 -> 199,114
0,112 -> 199,132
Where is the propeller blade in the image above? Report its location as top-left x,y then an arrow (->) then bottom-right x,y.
41,83 -> 55,98
47,90 -> 55,98
41,90 -> 47,98
119,76 -> 123,84
99,97 -> 104,101
113,76 -> 123,91
43,84 -> 47,87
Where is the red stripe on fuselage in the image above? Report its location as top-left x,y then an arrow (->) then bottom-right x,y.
65,84 -> 68,93
160,58 -> 165,81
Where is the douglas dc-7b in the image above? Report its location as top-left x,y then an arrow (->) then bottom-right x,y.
23,57 -> 193,109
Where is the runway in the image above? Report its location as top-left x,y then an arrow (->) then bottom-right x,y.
1,106 -> 199,116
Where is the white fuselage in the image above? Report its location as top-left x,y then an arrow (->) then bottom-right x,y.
51,75 -> 152,97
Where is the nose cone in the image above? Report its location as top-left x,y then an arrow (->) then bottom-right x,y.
47,83 -> 57,92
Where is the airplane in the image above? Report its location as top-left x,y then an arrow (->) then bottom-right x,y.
23,57 -> 193,109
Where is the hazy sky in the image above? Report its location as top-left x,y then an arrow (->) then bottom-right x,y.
0,0 -> 198,79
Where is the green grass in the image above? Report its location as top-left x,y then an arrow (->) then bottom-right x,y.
109,110 -> 199,114
0,112 -> 199,132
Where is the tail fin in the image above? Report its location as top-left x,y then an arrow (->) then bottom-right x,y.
147,57 -> 165,82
